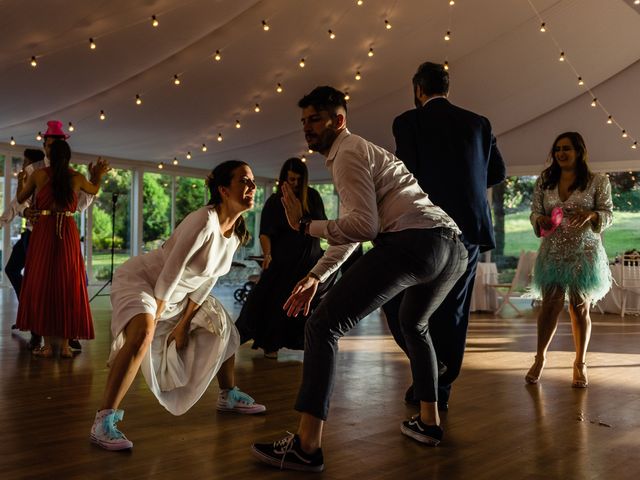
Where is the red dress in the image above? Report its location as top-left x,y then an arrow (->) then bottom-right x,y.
16,168 -> 94,339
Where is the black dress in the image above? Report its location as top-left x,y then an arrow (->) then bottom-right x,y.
236,187 -> 334,351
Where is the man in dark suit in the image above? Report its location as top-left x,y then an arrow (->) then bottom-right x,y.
383,61 -> 506,410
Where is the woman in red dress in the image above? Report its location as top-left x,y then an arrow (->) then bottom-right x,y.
16,139 -> 107,358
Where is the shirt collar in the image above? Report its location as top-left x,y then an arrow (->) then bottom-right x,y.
325,128 -> 350,165
422,95 -> 447,107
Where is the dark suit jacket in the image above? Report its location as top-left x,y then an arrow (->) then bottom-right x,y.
393,97 -> 506,251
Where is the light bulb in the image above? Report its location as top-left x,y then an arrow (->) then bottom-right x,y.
368,47 -> 374,57
449,0 -> 455,5
559,51 -> 565,62
622,130 -> 628,138
202,144 -> 207,152
30,56 -> 37,67
158,162 -> 164,169
254,103 -> 261,113
607,116 -> 613,124
444,60 -> 449,71
151,15 -> 159,27
578,76 -> 584,86
36,132 -> 42,141
308,149 -> 313,154
632,142 -> 638,149
590,98 -> 597,107
357,0 -> 363,5
635,0 -> 640,4
10,136 -> 16,146
217,133 -> 223,142
135,94 -> 142,105
301,156 -> 306,162
444,31 -> 451,41
276,83 -> 283,93
540,22 -> 546,32
99,110 -> 106,120
186,152 -> 192,159
328,30 -> 336,39
262,20 -> 269,31
89,38 -> 96,50
235,120 -> 241,129
355,71 -> 361,80
173,158 -> 179,165
384,20 -> 392,30
344,92 -> 350,101
173,74 -> 180,85
68,122 -> 75,132
214,50 -> 221,61
299,58 -> 305,68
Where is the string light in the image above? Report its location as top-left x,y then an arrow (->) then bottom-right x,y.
328,29 -> 336,39
607,116 -> 613,124
214,50 -> 222,61
201,144 -> 207,152
449,0 -> 455,5
30,56 -> 37,67
301,155 -> 306,162
262,20 -> 270,31
539,22 -> 546,32
10,137 -> 16,146
158,162 -> 164,169
635,0 -> 640,4
344,92 -> 350,101
151,15 -> 159,27
355,71 -> 361,80
308,149 -> 313,154
357,0 -> 363,5
368,47 -> 374,57
135,94 -> 142,105
68,122 -> 75,132
444,31 -> 451,41
36,132 -> 42,141
632,142 -> 638,149
217,133 -> 223,142
173,74 -> 181,85
559,51 -> 565,62
444,60 -> 449,71
276,83 -> 283,93
590,98 -> 597,107
235,120 -> 241,129
299,58 -> 305,68
254,103 -> 261,113
384,20 -> 392,30
173,158 -> 179,165
186,151 -> 192,159
577,76 -> 584,86
621,130 -> 628,138
99,110 -> 106,120
89,38 -> 96,50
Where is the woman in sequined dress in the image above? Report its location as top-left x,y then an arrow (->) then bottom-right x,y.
525,132 -> 613,388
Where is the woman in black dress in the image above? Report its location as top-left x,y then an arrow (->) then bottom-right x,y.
237,157 -> 332,358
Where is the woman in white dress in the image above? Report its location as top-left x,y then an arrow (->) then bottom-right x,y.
90,160 -> 265,451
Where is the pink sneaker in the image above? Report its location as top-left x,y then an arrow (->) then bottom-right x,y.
217,387 -> 266,414
90,409 -> 133,450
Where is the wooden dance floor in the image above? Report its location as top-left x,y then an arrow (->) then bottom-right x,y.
1,286 -> 639,480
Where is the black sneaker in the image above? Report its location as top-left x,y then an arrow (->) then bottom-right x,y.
401,415 -> 443,446
252,433 -> 324,472
68,339 -> 82,351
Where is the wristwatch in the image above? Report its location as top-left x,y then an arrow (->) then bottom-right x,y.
298,216 -> 312,235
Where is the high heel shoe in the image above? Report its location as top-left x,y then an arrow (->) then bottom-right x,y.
32,345 -> 54,358
572,362 -> 588,388
525,356 -> 545,384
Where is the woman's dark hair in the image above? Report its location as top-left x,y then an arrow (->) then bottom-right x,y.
48,139 -> 74,207
278,157 -> 310,213
23,148 -> 45,164
206,160 -> 250,245
540,131 -> 593,191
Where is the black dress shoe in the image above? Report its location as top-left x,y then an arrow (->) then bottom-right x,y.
68,339 -> 82,350
28,334 -> 42,350
438,401 -> 449,412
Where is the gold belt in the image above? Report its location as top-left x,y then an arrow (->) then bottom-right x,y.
39,210 -> 74,239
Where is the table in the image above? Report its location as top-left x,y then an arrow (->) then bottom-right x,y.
470,262 -> 499,312
598,264 -> 640,314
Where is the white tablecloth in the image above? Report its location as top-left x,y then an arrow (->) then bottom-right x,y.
470,262 -> 498,312
598,264 -> 640,314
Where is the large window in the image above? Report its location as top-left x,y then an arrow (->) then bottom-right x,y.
605,171 -> 640,259
143,173 -> 172,251
175,176 -> 206,226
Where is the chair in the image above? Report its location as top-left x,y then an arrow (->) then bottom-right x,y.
620,254 -> 640,318
488,251 -> 537,316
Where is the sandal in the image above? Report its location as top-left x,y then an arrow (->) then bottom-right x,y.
32,346 -> 54,358
525,355 -> 545,384
572,362 -> 588,388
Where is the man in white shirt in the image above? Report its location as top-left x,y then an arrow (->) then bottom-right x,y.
252,86 -> 468,472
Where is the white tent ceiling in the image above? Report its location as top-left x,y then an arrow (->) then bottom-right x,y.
1,0 -> 639,180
